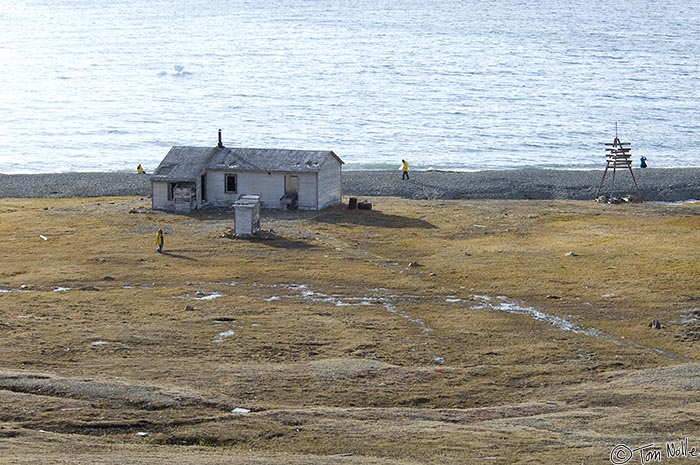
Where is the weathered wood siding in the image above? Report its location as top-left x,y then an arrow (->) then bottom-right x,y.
152,181 -> 202,211
297,174 -> 318,210
204,170 -> 245,207
317,158 -> 342,209
152,181 -> 173,210
195,181 -> 203,209
204,170 -> 316,209
238,172 -> 286,209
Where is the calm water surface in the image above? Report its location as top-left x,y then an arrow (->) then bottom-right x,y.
1,0 -> 699,173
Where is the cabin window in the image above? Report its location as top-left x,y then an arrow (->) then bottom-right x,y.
225,174 -> 238,193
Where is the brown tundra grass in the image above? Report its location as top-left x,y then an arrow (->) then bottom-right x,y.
0,196 -> 699,464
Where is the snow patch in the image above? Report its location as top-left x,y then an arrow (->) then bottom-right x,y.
196,292 -> 223,301
470,295 -> 603,336
214,328 -> 235,343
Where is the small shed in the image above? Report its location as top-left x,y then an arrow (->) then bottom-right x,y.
233,195 -> 261,235
151,135 -> 343,212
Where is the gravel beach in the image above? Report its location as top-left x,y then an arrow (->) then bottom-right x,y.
0,168 -> 698,201
343,168 -> 700,201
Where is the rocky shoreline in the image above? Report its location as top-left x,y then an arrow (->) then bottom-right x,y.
343,168 -> 700,201
0,168 -> 699,201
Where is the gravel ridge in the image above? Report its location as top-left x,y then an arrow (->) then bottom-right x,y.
342,168 -> 700,201
0,168 -> 698,201
0,172 -> 152,198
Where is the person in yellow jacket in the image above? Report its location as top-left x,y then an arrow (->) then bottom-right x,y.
136,164 -> 145,174
156,228 -> 164,253
401,159 -> 410,180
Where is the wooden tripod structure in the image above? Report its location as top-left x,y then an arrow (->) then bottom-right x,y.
595,134 -> 642,202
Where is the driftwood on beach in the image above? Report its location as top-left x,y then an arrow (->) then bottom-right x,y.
0,168 -> 699,201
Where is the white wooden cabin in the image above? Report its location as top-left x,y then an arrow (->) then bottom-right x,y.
151,141 -> 344,212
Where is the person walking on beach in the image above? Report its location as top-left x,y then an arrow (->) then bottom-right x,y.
155,228 -> 164,253
401,159 -> 410,180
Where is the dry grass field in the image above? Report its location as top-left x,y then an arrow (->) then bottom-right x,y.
1,195 -> 699,464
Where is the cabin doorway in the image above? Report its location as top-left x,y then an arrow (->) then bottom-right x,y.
282,175 -> 299,210
285,175 -> 299,195
173,183 -> 195,213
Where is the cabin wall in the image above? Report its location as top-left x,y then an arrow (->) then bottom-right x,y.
204,170 -> 280,208
205,170 -> 319,210
202,170 -> 234,207
173,184 -> 196,213
195,180 -> 202,209
296,174 -> 318,210
317,159 -> 343,209
240,173 -> 287,209
151,181 -> 173,211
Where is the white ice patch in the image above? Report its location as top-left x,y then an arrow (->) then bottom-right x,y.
470,296 -> 603,336
231,407 -> 251,414
382,301 -> 432,334
214,328 -> 235,343
283,284 -> 307,291
273,283 -> 434,333
53,287 -> 71,292
196,292 -> 223,301
674,308 -> 700,325
91,340 -> 110,346
0,288 -> 30,293
655,199 -> 699,205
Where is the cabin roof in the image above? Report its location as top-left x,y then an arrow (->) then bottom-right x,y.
151,147 -> 217,182
152,147 -> 343,182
